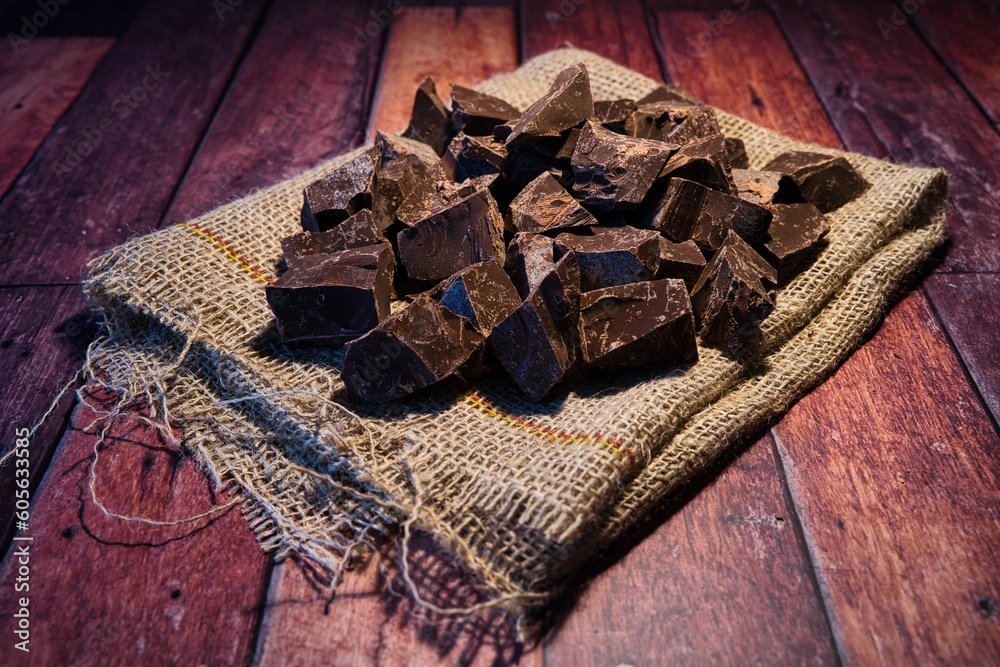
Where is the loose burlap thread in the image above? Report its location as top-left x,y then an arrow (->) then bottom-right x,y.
82,50 -> 947,630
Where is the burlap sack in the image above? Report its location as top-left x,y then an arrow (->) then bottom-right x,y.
82,49 -> 947,628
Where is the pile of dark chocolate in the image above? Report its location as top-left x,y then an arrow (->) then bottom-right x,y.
265,63 -> 870,403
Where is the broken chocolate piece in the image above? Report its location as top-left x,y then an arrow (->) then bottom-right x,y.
505,63 -> 595,146
732,168 -> 804,206
725,137 -> 749,169
656,238 -> 707,289
554,226 -> 660,292
281,209 -> 383,263
762,203 -> 830,279
372,132 -> 448,231
301,147 -> 378,232
571,120 -> 676,211
636,85 -> 697,106
594,99 -> 637,132
402,77 -> 453,156
506,172 -> 597,233
763,151 -> 869,212
658,133 -> 735,193
578,279 -> 698,369
450,85 -> 521,136
489,285 -> 575,401
395,178 -> 478,227
266,244 -> 395,345
341,293 -> 484,402
442,133 -> 506,182
690,230 -> 777,355
625,102 -> 720,145
435,261 -> 522,334
507,232 -> 557,297
396,188 -> 505,282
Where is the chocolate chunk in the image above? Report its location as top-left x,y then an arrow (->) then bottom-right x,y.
507,232 -> 557,297
435,261 -> 522,334
502,142 -> 562,190
281,209 -> 383,262
301,147 -> 378,232
656,238 -> 707,289
442,133 -> 506,182
402,77 -> 453,156
506,172 -> 597,233
395,178 -> 477,227
762,203 -> 830,279
372,132 -> 448,231
571,120 -> 676,211
732,168 -> 804,206
578,279 -> 698,369
450,85 -> 521,136
554,226 -> 660,292
554,128 -> 582,160
763,151 -> 870,212
594,99 -> 637,132
725,137 -> 749,169
396,188 -> 505,282
659,133 -> 735,193
505,63 -> 595,146
489,285 -> 575,401
691,230 -> 777,355
341,293 -> 484,402
640,178 -> 771,251
637,85 -> 698,106
266,244 -> 395,346
625,102 -> 720,145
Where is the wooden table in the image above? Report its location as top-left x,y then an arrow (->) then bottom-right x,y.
1,1 -> 998,664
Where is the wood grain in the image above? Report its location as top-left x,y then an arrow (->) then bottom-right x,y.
925,273 -> 1000,426
519,0 -> 662,80
0,37 -> 113,198
0,0 -> 268,285
764,0 -> 1000,273
0,394 -> 270,666
909,0 -> 1000,124
365,5 -> 519,138
771,290 -> 1000,665
160,0 -> 387,226
0,287 -> 93,551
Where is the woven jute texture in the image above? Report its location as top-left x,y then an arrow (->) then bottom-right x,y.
83,49 -> 947,627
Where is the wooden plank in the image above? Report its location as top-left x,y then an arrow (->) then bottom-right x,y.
0,0 -> 269,285
160,0 -> 387,226
908,0 -> 1000,124
253,6 -> 527,665
365,5 -> 519,139
0,37 -> 113,198
764,0 -> 1000,273
0,394 -> 270,666
771,290 -> 1000,665
545,438 -> 838,665
0,0 -> 140,38
925,273 -> 1000,426
519,0 -> 662,80
517,4 -> 838,662
0,287 -> 92,550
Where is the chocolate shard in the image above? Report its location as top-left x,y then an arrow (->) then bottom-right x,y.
434,261 -> 522,334
396,188 -> 506,282
658,133 -> 735,193
640,178 -> 772,251
341,293 -> 484,403
502,142 -> 562,190
489,284 -> 576,402
656,238 -> 707,290
636,85 -> 698,106
732,168 -> 804,206
762,203 -> 830,279
266,244 -> 395,346
763,151 -> 870,212
372,132 -> 448,231
402,77 -> 453,156
442,132 -> 506,182
690,230 -> 777,356
625,102 -> 720,145
554,226 -> 660,292
301,147 -> 379,232
554,128 -> 582,160
395,178 -> 478,227
450,85 -> 521,136
578,279 -> 698,369
594,98 -> 637,132
506,172 -> 597,233
507,232 -> 557,297
725,137 -> 749,169
281,209 -> 383,263
571,120 -> 676,211
505,63 -> 595,146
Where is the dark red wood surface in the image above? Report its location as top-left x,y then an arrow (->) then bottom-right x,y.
0,1 -> 997,665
